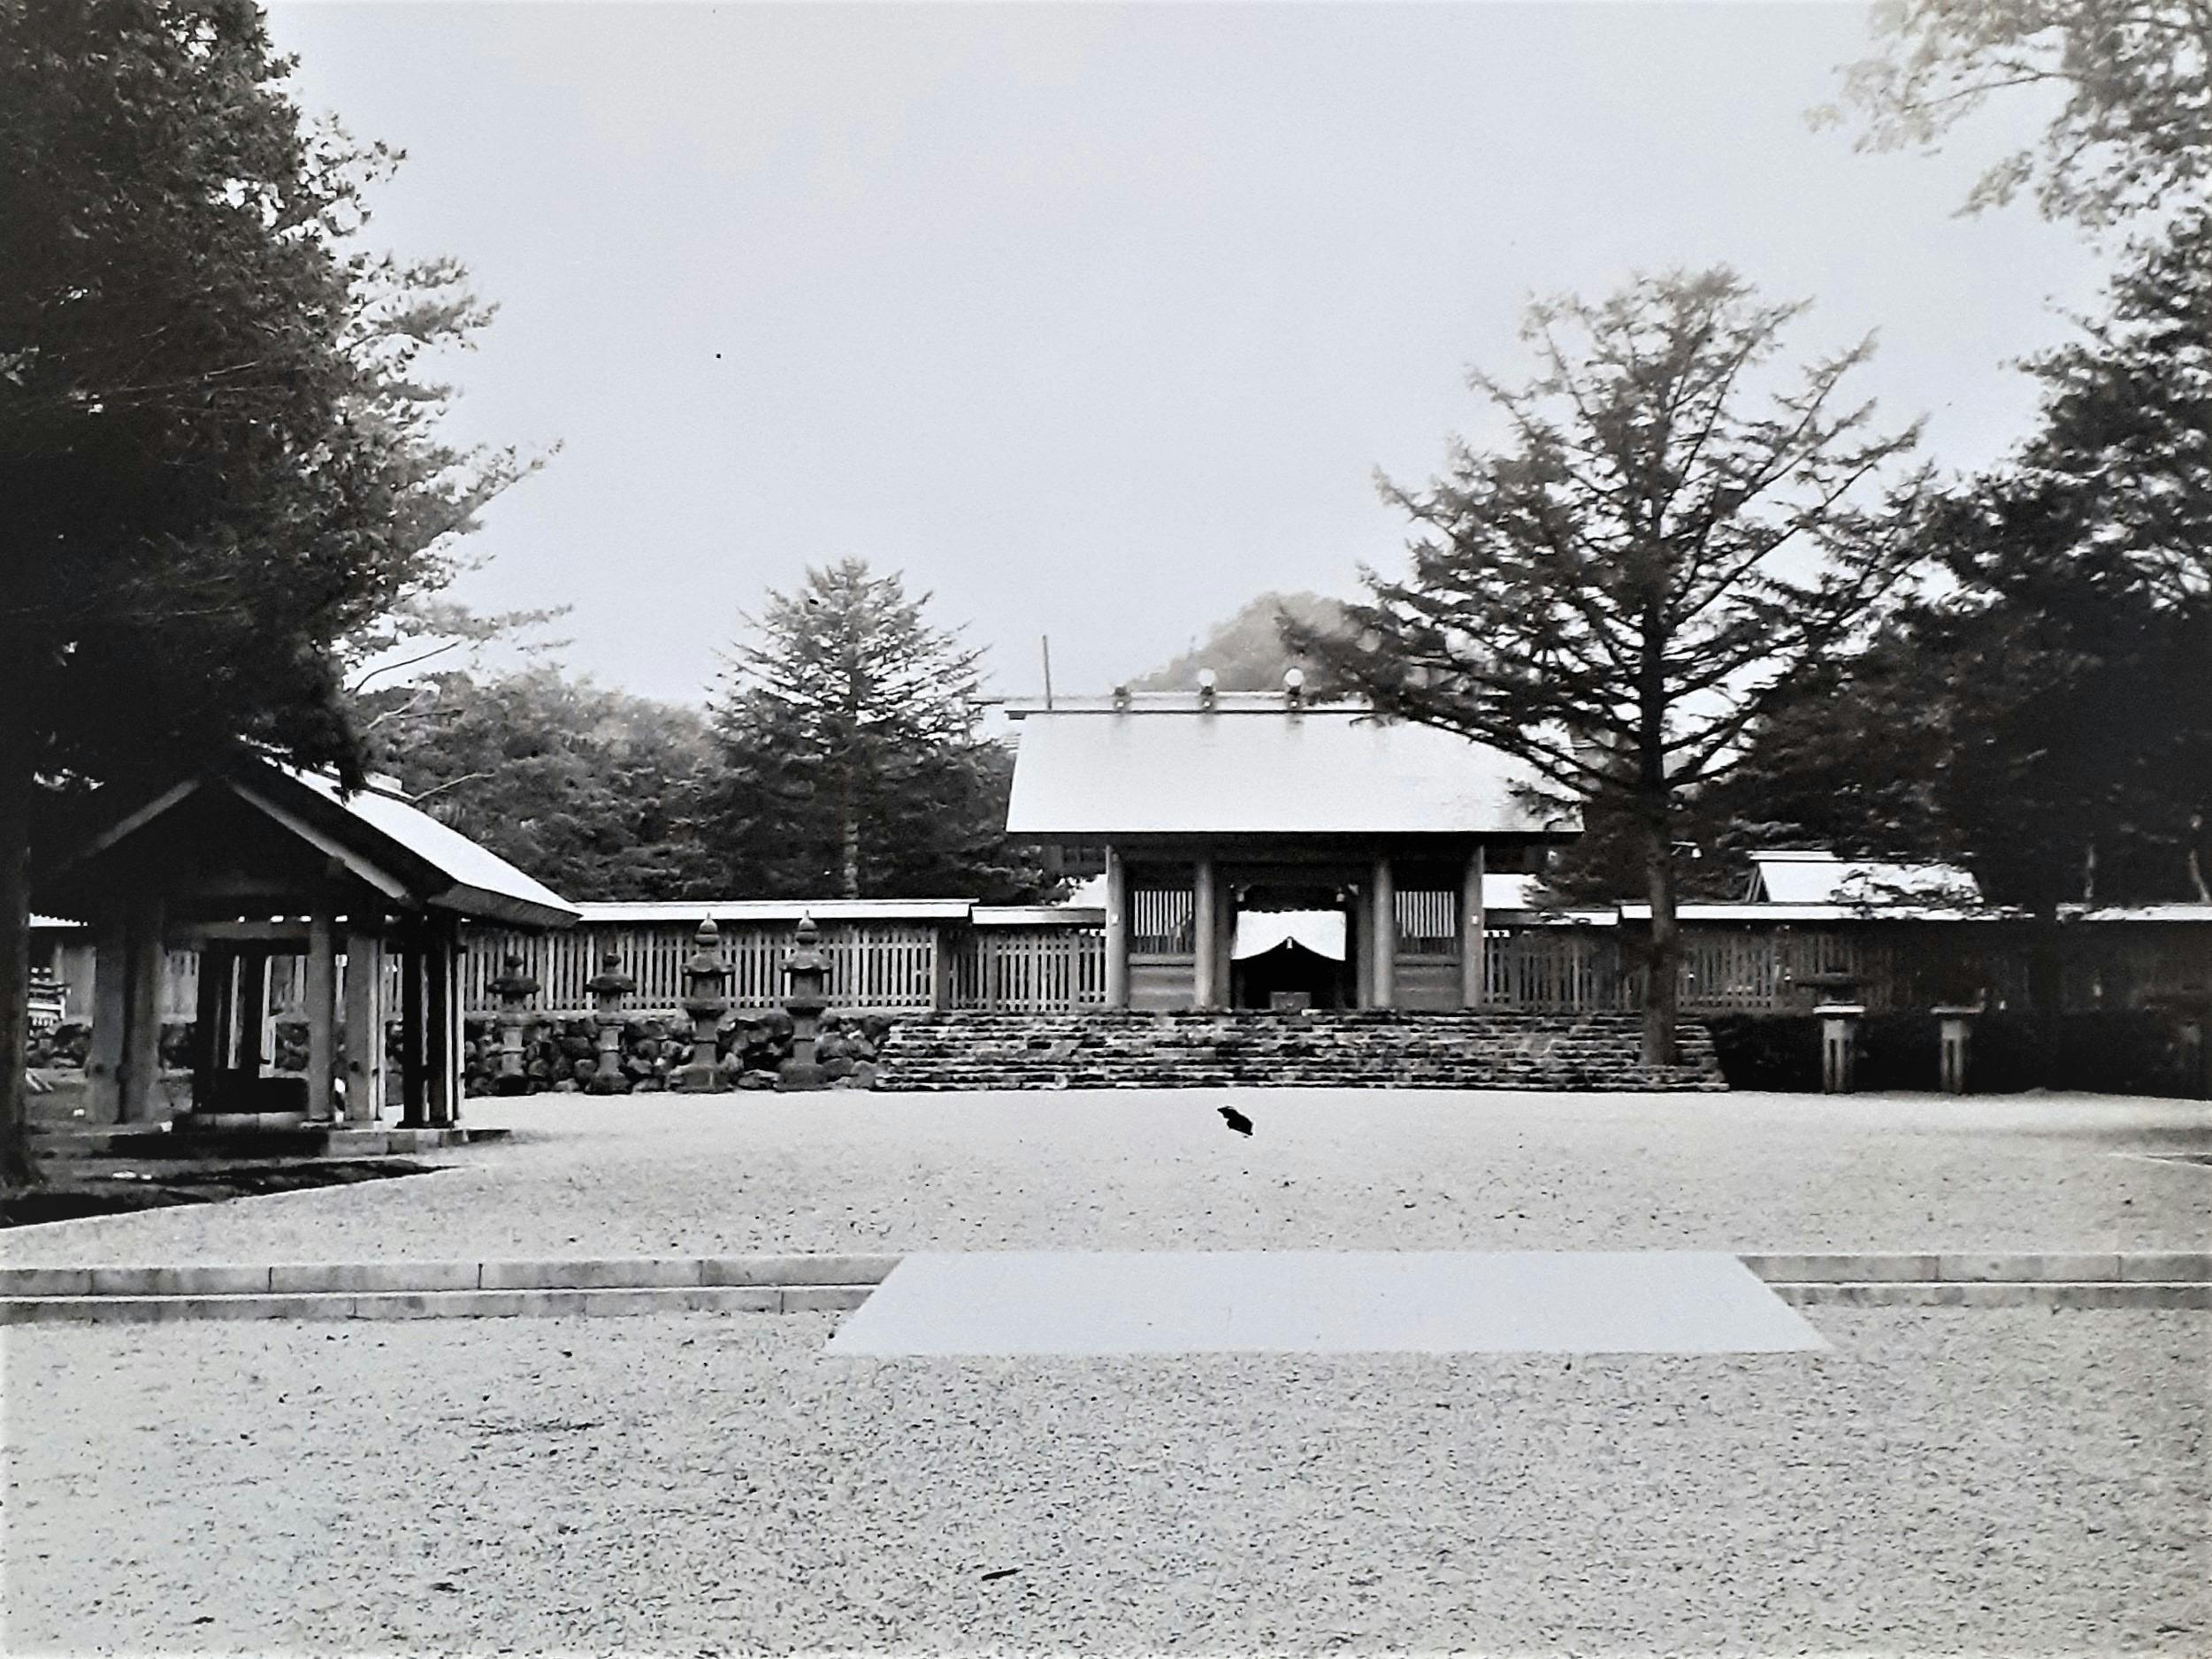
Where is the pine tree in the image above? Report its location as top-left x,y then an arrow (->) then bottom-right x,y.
0,0 -> 538,1186
1294,271 -> 1923,1063
708,561 -> 1049,901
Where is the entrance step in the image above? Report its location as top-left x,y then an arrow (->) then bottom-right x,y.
874,1011 -> 1726,1092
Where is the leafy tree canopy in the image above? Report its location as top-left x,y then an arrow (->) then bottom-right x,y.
363,666 -> 723,903
1706,208 -> 2212,913
1130,592 -> 1352,693
1819,0 -> 2212,228
0,0 -> 540,1183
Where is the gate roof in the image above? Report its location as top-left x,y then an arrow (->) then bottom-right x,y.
1004,695 -> 1571,842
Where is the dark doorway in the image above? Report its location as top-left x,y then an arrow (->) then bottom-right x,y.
1234,938 -> 1351,1009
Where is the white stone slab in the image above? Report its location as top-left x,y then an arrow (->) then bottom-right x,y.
823,1250 -> 1827,1357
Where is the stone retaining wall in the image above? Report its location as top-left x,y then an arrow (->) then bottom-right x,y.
876,1010 -> 1727,1092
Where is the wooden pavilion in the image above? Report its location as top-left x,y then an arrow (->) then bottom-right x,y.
33,753 -> 578,1130
1003,682 -> 1575,1011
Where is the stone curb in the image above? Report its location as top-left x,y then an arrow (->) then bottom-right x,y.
1738,1250 -> 2212,1284
3,1252 -> 2203,1325
0,1253 -> 900,1299
0,1283 -> 874,1326
1770,1281 -> 2212,1310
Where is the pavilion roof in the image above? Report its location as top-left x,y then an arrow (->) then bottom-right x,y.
38,754 -> 579,930
1003,698 -> 1570,840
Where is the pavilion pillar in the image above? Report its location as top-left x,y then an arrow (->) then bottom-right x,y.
304,909 -> 339,1122
1369,855 -> 1396,1010
1103,846 -> 1130,1010
1192,857 -> 1220,1010
397,921 -> 428,1128
84,902 -> 128,1122
235,949 -> 270,1074
425,919 -> 459,1128
118,892 -> 166,1123
445,919 -> 466,1124
342,927 -> 387,1123
191,943 -> 228,1108
1460,845 -> 1488,1008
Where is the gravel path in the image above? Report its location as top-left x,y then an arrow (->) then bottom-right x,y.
4,1307 -> 2205,1655
4,1089 -> 2208,1265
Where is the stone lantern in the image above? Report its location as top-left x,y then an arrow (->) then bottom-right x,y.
585,952 -> 634,1094
780,914 -> 830,1090
489,953 -> 540,1094
677,919 -> 731,1093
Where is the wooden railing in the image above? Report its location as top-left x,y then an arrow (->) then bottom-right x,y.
951,928 -> 1107,1012
96,912 -> 2212,1027
459,921 -> 945,1016
1484,929 -> 1634,1010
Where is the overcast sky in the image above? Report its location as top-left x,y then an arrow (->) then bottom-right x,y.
269,2 -> 2107,706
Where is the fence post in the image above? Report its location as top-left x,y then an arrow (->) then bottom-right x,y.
1932,1004 -> 1979,1095
1818,1002 -> 1864,1094
931,923 -> 953,1012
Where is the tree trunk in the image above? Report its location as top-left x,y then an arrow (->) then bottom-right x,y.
1641,813 -> 1681,1067
0,705 -> 40,1190
839,787 -> 861,900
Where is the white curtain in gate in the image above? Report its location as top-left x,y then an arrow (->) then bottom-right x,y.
1231,910 -> 1347,962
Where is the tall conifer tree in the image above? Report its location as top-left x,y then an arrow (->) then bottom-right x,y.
1295,271 -> 1922,1062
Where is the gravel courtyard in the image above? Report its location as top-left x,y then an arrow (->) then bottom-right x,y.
3,1087 -> 2207,1265
5,1308 -> 2206,1655
4,1088 -> 2208,1655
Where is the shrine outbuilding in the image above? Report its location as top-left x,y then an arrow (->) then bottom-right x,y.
32,751 -> 578,1130
1003,682 -> 1574,1011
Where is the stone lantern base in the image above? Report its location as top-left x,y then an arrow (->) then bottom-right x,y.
777,1058 -> 831,1091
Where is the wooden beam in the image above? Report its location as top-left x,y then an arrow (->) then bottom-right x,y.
192,944 -> 227,1112
304,910 -> 337,1121
1461,845 -> 1488,1008
1192,858 -> 1219,1011
119,893 -> 167,1122
227,780 -> 412,903
52,781 -> 200,875
84,906 -> 127,1122
165,919 -> 314,945
1371,856 -> 1396,1010
398,925 -> 427,1128
930,924 -> 953,1012
1353,883 -> 1373,1010
445,918 -> 465,1127
1103,847 -> 1129,1010
425,921 -> 456,1128
235,949 -> 269,1074
343,929 -> 386,1123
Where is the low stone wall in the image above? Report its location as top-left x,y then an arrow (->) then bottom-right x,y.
876,1010 -> 1727,1092
27,1021 -> 201,1074
457,1011 -> 899,1096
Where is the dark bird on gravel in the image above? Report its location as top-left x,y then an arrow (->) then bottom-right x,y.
1218,1106 -> 1253,1136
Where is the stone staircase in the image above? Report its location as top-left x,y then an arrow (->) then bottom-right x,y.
874,1010 -> 1726,1092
